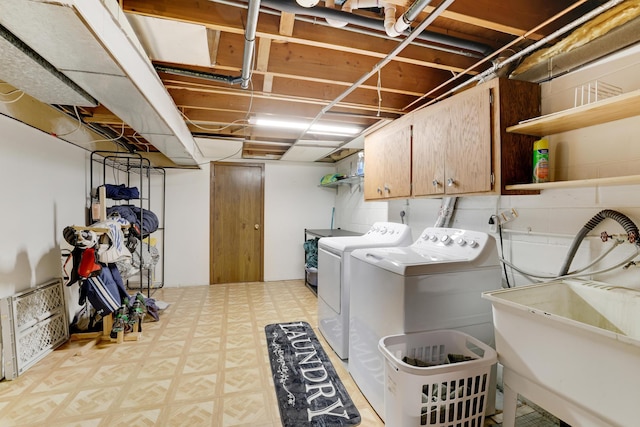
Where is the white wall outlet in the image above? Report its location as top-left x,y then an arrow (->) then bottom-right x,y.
498,208 -> 518,225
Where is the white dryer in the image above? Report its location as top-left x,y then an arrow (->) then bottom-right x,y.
317,222 -> 412,360
347,227 -> 501,421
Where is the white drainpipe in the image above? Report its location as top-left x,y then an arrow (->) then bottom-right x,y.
324,0 -> 348,28
324,0 -> 427,38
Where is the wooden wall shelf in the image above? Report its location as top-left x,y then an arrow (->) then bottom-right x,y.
506,88 -> 640,137
505,174 -> 640,191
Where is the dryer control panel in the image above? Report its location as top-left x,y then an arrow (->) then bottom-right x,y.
363,221 -> 412,240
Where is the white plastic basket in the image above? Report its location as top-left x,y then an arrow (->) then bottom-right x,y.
379,329 -> 497,427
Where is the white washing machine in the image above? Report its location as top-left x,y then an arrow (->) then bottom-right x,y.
348,227 -> 501,421
317,222 -> 412,360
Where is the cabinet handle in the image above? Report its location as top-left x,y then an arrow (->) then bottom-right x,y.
432,179 -> 439,187
377,187 -> 382,194
447,178 -> 455,187
384,185 -> 390,193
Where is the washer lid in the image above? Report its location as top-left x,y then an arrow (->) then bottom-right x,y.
351,246 -> 470,274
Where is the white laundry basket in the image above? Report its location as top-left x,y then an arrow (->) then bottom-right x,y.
379,329 -> 497,427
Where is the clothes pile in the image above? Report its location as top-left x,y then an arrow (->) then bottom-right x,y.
63,219 -> 162,336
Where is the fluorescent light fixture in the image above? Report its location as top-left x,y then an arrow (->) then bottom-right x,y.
251,117 -> 361,136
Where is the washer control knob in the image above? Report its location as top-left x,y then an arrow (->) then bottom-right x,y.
456,238 -> 466,246
440,235 -> 451,245
430,235 -> 438,242
380,227 -> 387,234
467,239 -> 478,248
422,234 -> 430,241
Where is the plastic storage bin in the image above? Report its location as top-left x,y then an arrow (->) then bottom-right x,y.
305,266 -> 318,287
379,329 -> 497,427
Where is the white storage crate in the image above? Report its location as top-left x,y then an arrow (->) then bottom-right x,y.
379,329 -> 497,427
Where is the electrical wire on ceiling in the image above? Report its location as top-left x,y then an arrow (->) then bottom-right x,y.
87,121 -> 126,145
55,105 -> 83,137
0,84 -> 25,103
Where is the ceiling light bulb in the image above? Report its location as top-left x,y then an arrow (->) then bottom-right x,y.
251,116 -> 361,136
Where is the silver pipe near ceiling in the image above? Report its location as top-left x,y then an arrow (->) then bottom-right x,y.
260,0 -> 491,56
155,64 -> 242,85
241,0 -> 262,89
455,0 -> 626,91
284,0 -> 455,157
414,0 -> 625,108
211,0 -> 480,57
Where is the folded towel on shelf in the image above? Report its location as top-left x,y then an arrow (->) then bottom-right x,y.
103,184 -> 140,200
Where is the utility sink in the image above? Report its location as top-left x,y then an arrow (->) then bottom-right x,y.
483,279 -> 640,427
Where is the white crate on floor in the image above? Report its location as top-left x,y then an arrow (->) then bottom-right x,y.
379,329 -> 497,427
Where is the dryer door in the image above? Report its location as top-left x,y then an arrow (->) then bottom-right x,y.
318,247 -> 342,313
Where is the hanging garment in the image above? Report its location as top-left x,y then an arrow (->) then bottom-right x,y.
106,205 -> 159,237
79,263 -> 129,317
93,219 -> 132,264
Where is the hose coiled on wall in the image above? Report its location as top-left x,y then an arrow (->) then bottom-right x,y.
559,209 -> 640,276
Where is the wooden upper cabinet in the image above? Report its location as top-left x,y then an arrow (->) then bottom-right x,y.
364,116 -> 412,200
365,78 -> 540,201
412,78 -> 540,197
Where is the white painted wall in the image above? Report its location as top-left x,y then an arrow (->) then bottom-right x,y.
0,114 -> 87,318
162,161 -> 336,285
264,162 -> 336,281
333,152 -> 387,233
160,165 -> 210,287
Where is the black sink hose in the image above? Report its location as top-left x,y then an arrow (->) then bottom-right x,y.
559,209 -> 640,276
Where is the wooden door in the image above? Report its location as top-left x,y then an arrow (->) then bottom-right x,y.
210,162 -> 264,284
446,86 -> 493,194
412,104 -> 448,196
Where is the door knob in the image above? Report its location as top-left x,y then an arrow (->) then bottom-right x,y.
254,224 -> 260,230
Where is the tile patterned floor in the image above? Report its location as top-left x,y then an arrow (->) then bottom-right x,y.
0,281 -> 385,427
0,280 -> 547,426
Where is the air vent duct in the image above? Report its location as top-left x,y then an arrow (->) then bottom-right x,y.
0,0 -> 199,166
0,23 -> 97,107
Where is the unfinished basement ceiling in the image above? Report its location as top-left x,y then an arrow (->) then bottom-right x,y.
3,0 -> 635,166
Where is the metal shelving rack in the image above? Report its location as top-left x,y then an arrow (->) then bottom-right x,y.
89,151 -> 165,297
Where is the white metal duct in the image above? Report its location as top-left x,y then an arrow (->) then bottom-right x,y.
0,24 -> 97,107
0,0 -> 199,166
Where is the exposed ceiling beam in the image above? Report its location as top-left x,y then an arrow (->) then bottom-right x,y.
279,11 -> 295,36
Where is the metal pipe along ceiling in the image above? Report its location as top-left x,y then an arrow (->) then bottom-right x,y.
241,0 -> 261,89
260,0 -> 492,57
405,0 -> 625,111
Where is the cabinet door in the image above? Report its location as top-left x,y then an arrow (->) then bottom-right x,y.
446,86 -> 493,194
383,120 -> 412,199
364,119 -> 412,200
412,104 -> 448,196
363,131 -> 386,200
